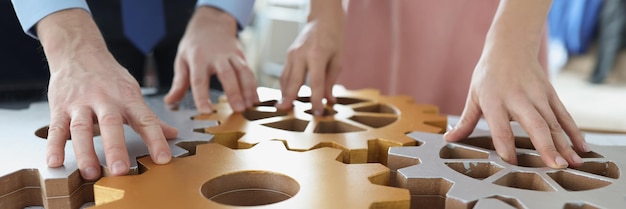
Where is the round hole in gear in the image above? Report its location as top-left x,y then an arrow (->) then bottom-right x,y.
201,171 -> 300,206
35,125 -> 101,140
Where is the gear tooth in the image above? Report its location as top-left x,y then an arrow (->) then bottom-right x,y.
307,146 -> 344,161
136,156 -> 157,170
407,124 -> 445,134
93,183 -> 126,206
169,145 -> 189,157
411,103 -> 440,111
257,87 -> 281,101
209,131 -> 245,149
296,85 -> 312,96
331,84 -> 347,93
348,163 -> 391,184
250,140 -> 288,151
194,142 -> 233,158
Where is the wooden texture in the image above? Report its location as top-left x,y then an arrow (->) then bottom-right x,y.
194,86 -> 447,165
93,141 -> 410,208
388,127 -> 626,209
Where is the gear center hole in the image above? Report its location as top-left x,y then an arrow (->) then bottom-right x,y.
202,171 -> 300,206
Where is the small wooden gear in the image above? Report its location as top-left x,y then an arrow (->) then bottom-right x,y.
195,86 -> 447,164
388,129 -> 626,209
93,141 -> 410,208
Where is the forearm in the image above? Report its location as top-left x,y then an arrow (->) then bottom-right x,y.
11,0 -> 91,38
36,8 -> 109,72
308,0 -> 344,21
485,0 -> 551,56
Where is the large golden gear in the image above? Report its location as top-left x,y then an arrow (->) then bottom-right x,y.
388,128 -> 626,209
93,141 -> 410,208
195,86 -> 447,164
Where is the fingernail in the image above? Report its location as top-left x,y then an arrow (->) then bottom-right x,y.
85,167 -> 99,179
157,152 -> 171,164
571,153 -> 583,165
111,161 -> 127,175
314,110 -> 323,116
555,156 -> 569,168
47,155 -> 59,166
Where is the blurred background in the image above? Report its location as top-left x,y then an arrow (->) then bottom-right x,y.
1,0 -> 625,133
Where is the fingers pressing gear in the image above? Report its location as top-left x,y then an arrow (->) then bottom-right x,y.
388,128 -> 626,209
0,95 -> 214,208
194,86 -> 447,164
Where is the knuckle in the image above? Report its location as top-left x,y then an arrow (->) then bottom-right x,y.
217,67 -> 236,77
308,45 -> 326,56
117,82 -> 142,99
99,113 -> 123,126
137,114 -> 159,127
529,118 -> 549,132
105,146 -> 126,155
191,75 -> 205,85
48,125 -> 67,136
69,120 -> 91,131
548,120 -> 562,131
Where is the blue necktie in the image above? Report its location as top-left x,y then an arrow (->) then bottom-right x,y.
121,0 -> 166,54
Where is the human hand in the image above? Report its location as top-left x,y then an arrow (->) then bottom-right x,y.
164,6 -> 258,114
38,9 -> 178,181
444,49 -> 588,169
276,0 -> 344,115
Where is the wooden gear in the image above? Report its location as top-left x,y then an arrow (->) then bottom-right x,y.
194,86 -> 447,164
93,141 -> 410,208
388,129 -> 626,209
0,96 -> 215,209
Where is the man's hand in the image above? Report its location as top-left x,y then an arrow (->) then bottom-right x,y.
164,6 -> 258,113
38,9 -> 177,181
276,0 -> 344,115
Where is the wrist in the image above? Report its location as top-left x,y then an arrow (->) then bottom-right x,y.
192,6 -> 238,36
37,9 -> 111,71
307,0 -> 344,22
483,0 -> 550,58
